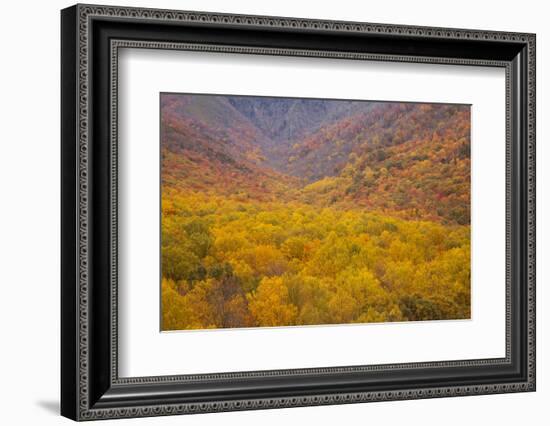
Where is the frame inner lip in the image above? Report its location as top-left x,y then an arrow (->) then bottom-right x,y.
109,38 -> 513,385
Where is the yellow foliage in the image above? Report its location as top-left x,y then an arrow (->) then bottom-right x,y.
247,277 -> 298,326
161,192 -> 470,330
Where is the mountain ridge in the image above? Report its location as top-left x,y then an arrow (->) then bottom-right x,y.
160,93 -> 470,224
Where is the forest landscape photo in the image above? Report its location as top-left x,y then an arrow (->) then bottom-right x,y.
160,93 -> 471,331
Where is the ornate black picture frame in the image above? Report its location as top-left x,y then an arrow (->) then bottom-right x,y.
61,4 -> 536,421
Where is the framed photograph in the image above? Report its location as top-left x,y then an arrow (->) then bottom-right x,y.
61,4 -> 536,421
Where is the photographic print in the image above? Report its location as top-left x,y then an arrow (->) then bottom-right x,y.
160,93 -> 471,331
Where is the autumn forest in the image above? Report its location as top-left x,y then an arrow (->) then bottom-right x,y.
160,93 -> 471,331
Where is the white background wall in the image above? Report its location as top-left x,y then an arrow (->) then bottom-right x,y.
0,0 -> 547,424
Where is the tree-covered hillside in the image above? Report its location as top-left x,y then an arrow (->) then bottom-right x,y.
160,93 -> 471,330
